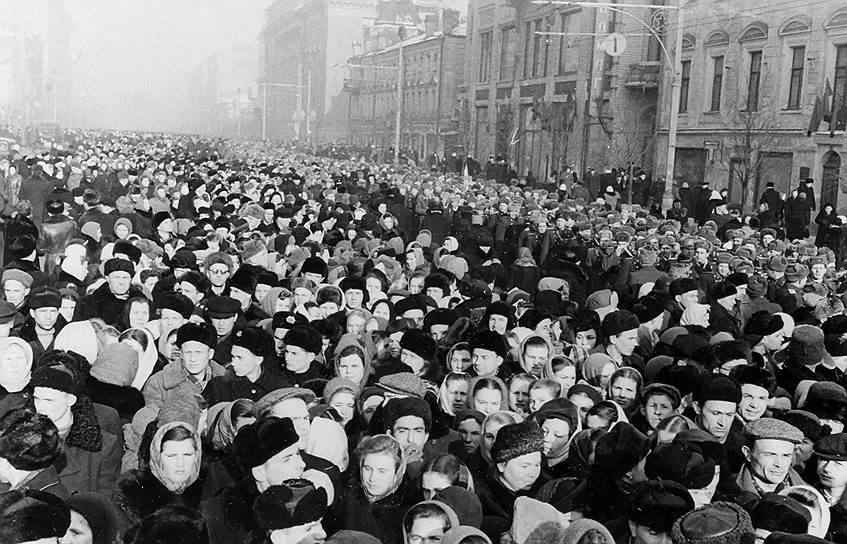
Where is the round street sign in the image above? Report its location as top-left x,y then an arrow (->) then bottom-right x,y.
602,33 -> 627,57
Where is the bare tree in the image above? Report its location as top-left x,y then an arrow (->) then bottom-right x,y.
714,103 -> 780,211
610,102 -> 657,204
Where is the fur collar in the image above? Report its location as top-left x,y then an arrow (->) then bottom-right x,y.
117,469 -> 205,523
67,397 -> 102,452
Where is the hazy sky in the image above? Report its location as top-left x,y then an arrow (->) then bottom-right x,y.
68,0 -> 269,132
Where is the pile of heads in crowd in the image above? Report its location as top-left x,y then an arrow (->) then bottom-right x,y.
0,129 -> 846,544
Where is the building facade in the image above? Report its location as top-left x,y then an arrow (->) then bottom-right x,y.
188,44 -> 260,138
0,0 -> 75,127
260,0 -> 379,142
345,30 -> 466,160
464,0 -> 662,183
655,2 -> 847,212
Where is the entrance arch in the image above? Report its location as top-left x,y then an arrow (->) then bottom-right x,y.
822,151 -> 841,209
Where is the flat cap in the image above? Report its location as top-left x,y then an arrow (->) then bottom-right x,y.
206,295 -> 240,318
813,432 -> 847,461
377,372 -> 427,399
255,387 -> 317,419
743,417 -> 804,444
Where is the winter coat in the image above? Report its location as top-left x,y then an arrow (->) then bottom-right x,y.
84,376 -> 145,425
115,469 -> 206,534
474,464 -> 550,541
143,360 -> 226,412
0,465 -> 69,499
326,477 -> 421,544
420,210 -> 450,246
54,397 -> 122,497
74,282 -> 147,327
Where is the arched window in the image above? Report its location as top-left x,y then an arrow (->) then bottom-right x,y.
779,16 -> 811,36
824,8 -> 847,31
739,22 -> 768,43
682,33 -> 696,51
704,30 -> 729,47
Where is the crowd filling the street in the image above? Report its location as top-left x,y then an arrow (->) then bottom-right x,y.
0,127 -> 846,544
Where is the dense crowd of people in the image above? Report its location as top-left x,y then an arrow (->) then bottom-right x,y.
0,127 -> 844,544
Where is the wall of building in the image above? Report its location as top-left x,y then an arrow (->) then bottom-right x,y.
654,2 -> 847,212
464,0 -> 659,184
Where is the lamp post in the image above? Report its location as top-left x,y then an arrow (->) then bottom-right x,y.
532,0 -> 684,209
259,81 -> 305,140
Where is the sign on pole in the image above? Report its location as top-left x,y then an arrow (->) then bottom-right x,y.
602,33 -> 627,57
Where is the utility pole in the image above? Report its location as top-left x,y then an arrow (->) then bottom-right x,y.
662,0 -> 685,210
394,40 -> 404,164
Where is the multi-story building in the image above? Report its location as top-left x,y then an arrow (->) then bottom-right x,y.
188,44 -> 259,138
655,2 -> 847,211
464,0 -> 662,183
0,0 -> 75,127
259,0 -> 378,142
345,27 -> 466,160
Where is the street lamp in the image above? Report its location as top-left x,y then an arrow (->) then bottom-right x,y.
532,0 -> 684,209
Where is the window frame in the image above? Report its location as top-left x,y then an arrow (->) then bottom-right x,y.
786,45 -> 805,110
710,55 -> 724,112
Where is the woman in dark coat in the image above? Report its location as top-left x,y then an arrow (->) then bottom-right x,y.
815,204 -> 839,247
325,434 -> 420,544
114,422 -> 205,535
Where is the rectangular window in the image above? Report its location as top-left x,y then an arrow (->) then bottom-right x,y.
787,46 -> 805,110
680,60 -> 690,112
532,20 -> 544,77
479,31 -> 493,83
834,45 -> 847,130
710,55 -> 724,111
499,26 -> 515,81
523,21 -> 533,78
747,50 -> 762,111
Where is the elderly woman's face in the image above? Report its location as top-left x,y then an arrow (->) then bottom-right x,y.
0,345 -> 30,382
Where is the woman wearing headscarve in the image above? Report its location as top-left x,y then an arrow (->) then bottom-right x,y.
114,421 -> 205,533
531,398 -> 582,479
510,247 -> 540,297
326,434 -> 421,544
0,337 -> 33,415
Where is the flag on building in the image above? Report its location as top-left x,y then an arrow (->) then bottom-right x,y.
808,78 -> 833,136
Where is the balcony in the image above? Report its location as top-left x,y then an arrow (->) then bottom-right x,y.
624,63 -> 661,89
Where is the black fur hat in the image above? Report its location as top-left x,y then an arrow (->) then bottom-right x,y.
0,408 -> 62,471
253,480 -> 328,530
0,489 -> 71,543
234,417 -> 300,470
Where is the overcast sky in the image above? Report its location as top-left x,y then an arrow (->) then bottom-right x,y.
68,0 -> 269,132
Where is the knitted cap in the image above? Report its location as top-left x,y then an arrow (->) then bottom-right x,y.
491,420 -> 544,463
90,343 -> 140,387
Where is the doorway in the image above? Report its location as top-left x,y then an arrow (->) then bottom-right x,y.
822,151 -> 841,210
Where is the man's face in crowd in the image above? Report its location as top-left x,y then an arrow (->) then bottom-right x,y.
488,314 -> 508,335
391,415 -> 429,453
267,398 -> 311,449
345,289 -> 363,310
696,400 -> 736,442
522,345 -> 548,376
676,290 -> 699,309
743,439 -> 794,485
181,340 -> 213,377
211,315 -> 236,337
161,308 -> 186,332
284,345 -> 313,373
642,393 -> 677,430
409,276 -> 424,294
472,348 -> 501,377
610,329 -> 638,356
817,458 -> 847,491
31,306 -> 59,331
207,264 -> 230,287
4,280 -> 29,307
33,386 -> 75,424
738,383 -> 769,422
107,271 -> 132,297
